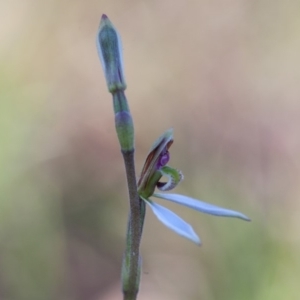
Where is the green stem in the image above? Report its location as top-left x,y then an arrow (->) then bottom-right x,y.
111,91 -> 145,300
121,151 -> 145,300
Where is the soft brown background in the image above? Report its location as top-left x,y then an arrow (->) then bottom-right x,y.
1,1 -> 300,299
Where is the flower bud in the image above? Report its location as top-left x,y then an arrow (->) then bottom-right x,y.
112,91 -> 134,152
97,14 -> 126,93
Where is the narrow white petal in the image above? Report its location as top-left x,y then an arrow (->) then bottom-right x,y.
143,198 -> 201,245
153,193 -> 251,221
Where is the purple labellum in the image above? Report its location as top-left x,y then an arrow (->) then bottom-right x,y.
157,150 -> 170,169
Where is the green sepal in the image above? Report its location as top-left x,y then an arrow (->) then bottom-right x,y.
138,169 -> 162,199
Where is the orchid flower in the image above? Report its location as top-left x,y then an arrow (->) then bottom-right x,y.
138,129 -> 250,245
97,15 -> 250,299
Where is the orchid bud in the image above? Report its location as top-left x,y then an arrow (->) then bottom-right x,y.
97,14 -> 126,93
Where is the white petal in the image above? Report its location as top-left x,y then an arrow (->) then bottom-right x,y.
143,198 -> 201,245
153,193 -> 250,221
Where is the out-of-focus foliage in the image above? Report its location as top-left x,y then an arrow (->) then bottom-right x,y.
1,1 -> 300,299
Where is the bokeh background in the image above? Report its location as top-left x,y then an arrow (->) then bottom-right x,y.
1,0 -> 300,299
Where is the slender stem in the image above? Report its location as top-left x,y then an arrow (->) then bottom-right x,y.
121,150 -> 142,300
111,91 -> 145,299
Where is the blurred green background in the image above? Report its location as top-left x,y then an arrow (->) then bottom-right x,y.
1,0 -> 300,299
